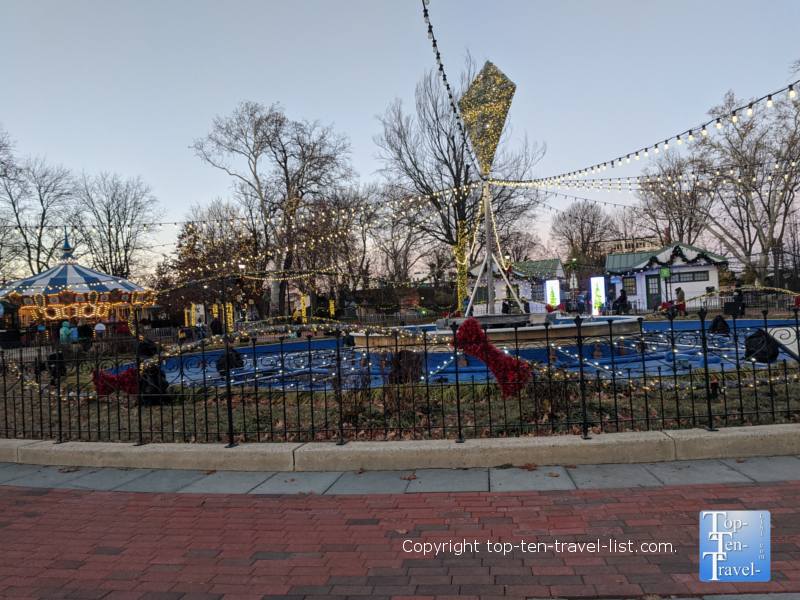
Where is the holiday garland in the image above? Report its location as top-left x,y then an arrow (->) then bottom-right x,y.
452,317 -> 531,397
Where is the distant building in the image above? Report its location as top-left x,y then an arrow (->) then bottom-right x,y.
467,258 -> 565,312
599,237 -> 662,255
605,242 -> 727,312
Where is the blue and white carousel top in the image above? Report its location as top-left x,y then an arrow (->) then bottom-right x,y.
0,232 -> 147,298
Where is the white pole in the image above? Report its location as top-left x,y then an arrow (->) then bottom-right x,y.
483,181 -> 495,314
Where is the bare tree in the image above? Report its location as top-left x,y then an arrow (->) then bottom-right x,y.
0,124 -> 14,178
193,101 -> 354,315
502,229 -> 544,262
690,91 -> 800,285
0,156 -> 74,275
549,200 -> 615,270
371,185 -> 427,283
73,172 -> 163,279
374,55 -> 546,305
632,152 -> 709,246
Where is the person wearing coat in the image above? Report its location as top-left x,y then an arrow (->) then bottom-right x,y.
675,287 -> 686,317
210,317 -> 224,336
59,321 -> 71,344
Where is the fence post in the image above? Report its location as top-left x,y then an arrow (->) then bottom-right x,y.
222,275 -> 237,448
450,322 -> 464,443
762,309 -> 776,420
54,338 -> 65,444
574,315 -> 591,439
335,329 -> 346,445
133,306 -> 146,447
698,308 -> 717,431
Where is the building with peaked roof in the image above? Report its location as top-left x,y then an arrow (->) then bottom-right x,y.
0,232 -> 154,324
604,242 -> 728,312
467,258 -> 565,313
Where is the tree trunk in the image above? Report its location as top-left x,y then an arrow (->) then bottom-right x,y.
269,254 -> 283,317
453,220 -> 468,308
773,245 -> 782,288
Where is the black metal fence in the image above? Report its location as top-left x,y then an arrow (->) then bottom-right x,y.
1,308 -> 799,445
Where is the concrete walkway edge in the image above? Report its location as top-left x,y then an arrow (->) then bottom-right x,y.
0,423 -> 798,472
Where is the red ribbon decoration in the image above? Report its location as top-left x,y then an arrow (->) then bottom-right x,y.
451,317 -> 531,397
92,367 -> 138,396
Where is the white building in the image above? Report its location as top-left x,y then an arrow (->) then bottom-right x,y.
467,259 -> 565,313
605,242 -> 727,312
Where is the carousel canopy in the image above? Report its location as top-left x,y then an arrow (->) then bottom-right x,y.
0,233 -> 147,297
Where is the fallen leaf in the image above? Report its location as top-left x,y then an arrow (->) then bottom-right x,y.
736,458 -> 746,463
59,466 -> 80,473
89,471 -> 96,474
565,465 -> 577,469
520,463 -> 537,471
401,474 -> 417,480
395,529 -> 408,534
548,472 -> 560,477
355,468 -> 364,475
285,478 -> 295,482
309,491 -> 315,495
203,470 -> 216,475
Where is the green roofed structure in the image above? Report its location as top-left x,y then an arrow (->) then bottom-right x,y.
604,241 -> 728,313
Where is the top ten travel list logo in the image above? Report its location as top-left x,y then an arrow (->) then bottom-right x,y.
699,511 -> 770,582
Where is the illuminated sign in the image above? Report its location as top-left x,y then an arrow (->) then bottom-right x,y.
590,276 -> 606,316
545,280 -> 561,308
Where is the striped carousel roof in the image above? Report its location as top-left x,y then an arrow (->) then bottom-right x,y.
0,233 -> 147,298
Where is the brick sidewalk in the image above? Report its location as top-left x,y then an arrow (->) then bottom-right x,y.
0,481 -> 799,599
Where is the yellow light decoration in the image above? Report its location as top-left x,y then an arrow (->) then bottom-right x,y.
458,61 -> 516,177
226,302 -> 233,332
301,293 -> 307,324
453,220 -> 468,307
329,299 -> 335,318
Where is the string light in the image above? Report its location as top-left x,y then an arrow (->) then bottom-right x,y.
526,78 -> 799,183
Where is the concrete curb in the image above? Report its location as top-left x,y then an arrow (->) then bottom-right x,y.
665,423 -> 800,460
14,440 -> 301,472
0,424 -> 798,472
293,431 -> 675,471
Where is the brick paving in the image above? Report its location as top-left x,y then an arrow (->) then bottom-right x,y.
0,481 -> 799,599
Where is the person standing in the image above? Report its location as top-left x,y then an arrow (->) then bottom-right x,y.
617,288 -> 628,315
675,287 -> 686,317
210,316 -> 223,336
59,321 -> 71,345
733,282 -> 746,317
501,299 -> 509,314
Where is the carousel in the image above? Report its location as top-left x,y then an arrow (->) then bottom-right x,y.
0,233 -> 155,343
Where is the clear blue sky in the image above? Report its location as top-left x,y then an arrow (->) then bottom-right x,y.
2,0 -> 799,252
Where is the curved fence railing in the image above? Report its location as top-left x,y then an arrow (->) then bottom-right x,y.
1,308 -> 799,444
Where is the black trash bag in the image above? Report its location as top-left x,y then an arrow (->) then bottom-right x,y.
744,329 -> 780,363
709,315 -> 730,335
389,350 -> 423,384
343,333 -> 356,347
216,347 -> 245,378
136,338 -> 159,359
47,351 -> 67,384
138,364 -> 171,406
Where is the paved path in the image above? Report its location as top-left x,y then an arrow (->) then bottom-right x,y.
3,455 -> 800,495
1,459 -> 800,598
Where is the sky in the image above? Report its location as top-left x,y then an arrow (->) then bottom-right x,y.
1,0 -> 799,256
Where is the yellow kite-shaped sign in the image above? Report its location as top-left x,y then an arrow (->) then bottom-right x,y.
458,61 -> 516,177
